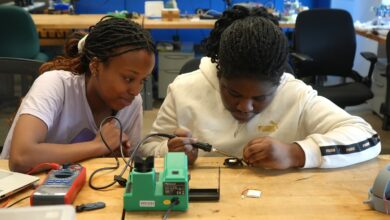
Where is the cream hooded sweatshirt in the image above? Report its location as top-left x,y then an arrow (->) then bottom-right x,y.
140,57 -> 380,168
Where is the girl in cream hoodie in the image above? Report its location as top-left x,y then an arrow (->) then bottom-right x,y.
141,6 -> 380,169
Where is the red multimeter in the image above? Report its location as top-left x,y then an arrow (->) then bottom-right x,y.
30,164 -> 86,206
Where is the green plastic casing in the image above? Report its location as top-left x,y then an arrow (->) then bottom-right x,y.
124,152 -> 188,211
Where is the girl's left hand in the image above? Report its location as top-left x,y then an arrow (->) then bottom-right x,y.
242,136 -> 305,169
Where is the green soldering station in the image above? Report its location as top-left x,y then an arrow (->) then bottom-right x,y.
120,133 -> 222,213
124,152 -> 189,211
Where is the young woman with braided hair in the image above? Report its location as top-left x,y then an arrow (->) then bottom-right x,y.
2,16 -> 156,173
142,6 -> 380,169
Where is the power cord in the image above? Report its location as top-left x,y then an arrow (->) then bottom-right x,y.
6,195 -> 31,208
88,116 -> 176,190
88,116 -> 127,190
89,118 -> 245,190
162,197 -> 180,220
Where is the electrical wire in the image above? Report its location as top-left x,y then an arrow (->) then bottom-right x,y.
98,116 -> 127,164
117,133 -> 176,178
89,123 -> 242,191
88,114 -> 175,190
88,156 -> 120,190
88,116 -> 125,190
162,204 -> 174,220
162,197 -> 180,220
0,198 -> 10,208
6,195 -> 30,208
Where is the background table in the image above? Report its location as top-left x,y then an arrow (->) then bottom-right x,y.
31,14 -> 296,46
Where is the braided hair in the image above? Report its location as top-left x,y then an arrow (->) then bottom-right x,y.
40,16 -> 156,75
203,6 -> 288,85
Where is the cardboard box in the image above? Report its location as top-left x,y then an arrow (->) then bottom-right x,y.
162,8 -> 180,21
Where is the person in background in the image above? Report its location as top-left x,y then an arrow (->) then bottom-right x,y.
141,6 -> 380,169
1,16 -> 156,173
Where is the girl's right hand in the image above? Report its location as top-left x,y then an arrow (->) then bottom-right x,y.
94,120 -> 130,155
167,128 -> 198,164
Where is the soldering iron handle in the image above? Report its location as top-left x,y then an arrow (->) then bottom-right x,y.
192,142 -> 213,152
157,133 -> 176,139
160,133 -> 212,152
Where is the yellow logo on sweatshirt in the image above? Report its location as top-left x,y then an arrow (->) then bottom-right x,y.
257,120 -> 278,132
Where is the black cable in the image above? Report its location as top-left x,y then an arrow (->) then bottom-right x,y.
88,156 -> 120,190
162,197 -> 180,220
88,116 -> 125,190
89,115 -> 176,190
6,195 -> 30,208
89,118 -> 246,190
116,133 -> 176,178
121,208 -> 126,220
99,116 -> 127,163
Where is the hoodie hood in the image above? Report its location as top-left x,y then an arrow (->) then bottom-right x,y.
199,57 -> 220,91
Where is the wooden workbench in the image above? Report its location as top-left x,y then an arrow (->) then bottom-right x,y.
1,156 -> 390,219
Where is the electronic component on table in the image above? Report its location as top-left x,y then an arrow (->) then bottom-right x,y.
76,202 -> 105,212
31,164 -> 86,206
224,157 -> 246,167
241,189 -> 262,199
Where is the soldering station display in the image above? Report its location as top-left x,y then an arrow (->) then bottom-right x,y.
164,182 -> 186,195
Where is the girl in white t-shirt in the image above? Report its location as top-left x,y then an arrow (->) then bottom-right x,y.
2,16 -> 156,173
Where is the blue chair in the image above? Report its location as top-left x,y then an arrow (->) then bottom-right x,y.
0,6 -> 48,61
0,6 -> 48,105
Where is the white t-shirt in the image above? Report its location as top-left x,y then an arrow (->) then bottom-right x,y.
1,70 -> 143,159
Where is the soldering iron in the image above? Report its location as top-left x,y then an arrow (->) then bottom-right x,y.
160,134 -> 236,157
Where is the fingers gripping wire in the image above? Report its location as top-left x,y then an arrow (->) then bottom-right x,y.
99,116 -> 127,163
89,116 -> 127,190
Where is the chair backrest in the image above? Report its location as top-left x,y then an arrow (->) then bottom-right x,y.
387,31 -> 390,63
284,62 -> 294,75
179,58 -> 294,77
293,9 -> 356,77
0,57 -> 43,97
0,6 -> 40,59
179,58 -> 201,74
384,31 -> 390,125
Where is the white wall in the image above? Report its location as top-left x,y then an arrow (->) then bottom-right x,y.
331,0 -> 382,76
331,0 -> 379,22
